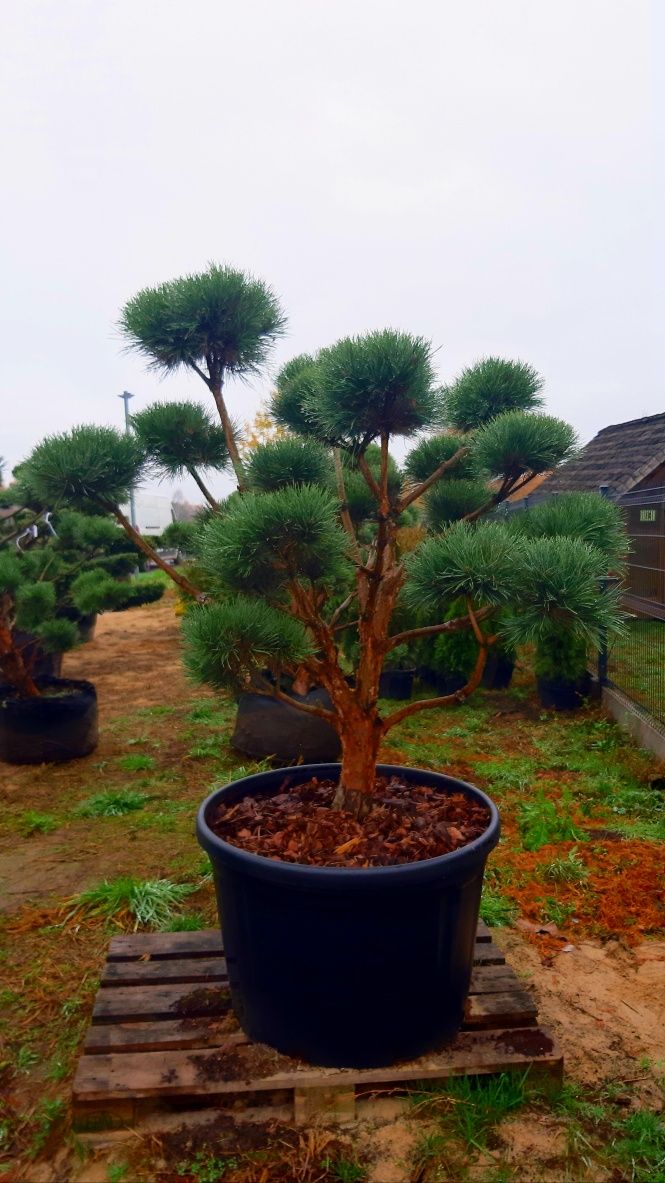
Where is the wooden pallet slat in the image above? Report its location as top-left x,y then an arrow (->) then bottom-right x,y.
74,922 -> 561,1127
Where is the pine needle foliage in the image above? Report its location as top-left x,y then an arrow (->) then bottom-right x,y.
271,354 -> 323,437
183,598 -> 314,690
502,536 -> 624,648
246,437 -> 332,492
119,263 -> 286,379
442,357 -> 544,431
403,433 -> 473,484
21,426 -> 146,511
471,411 -> 577,478
132,400 -> 231,479
198,485 -> 350,593
424,479 -> 490,529
404,522 -> 524,614
510,492 -> 628,566
312,331 -> 440,446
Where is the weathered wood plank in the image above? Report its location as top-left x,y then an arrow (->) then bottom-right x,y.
108,922 -> 495,963
465,991 -> 537,1028
108,930 -> 223,961
93,984 -> 233,1023
102,957 -> 228,987
72,1027 -> 561,1103
84,1021 -> 245,1054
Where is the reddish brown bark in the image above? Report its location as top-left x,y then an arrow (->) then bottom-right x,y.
0,599 -> 40,698
111,507 -> 203,600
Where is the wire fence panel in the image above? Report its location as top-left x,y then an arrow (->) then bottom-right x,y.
607,605 -> 665,731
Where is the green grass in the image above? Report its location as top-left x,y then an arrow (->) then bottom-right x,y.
176,1152 -> 239,1182
609,1110 -> 665,1183
480,885 -> 518,927
322,1160 -> 367,1182
69,876 -> 198,930
117,753 -> 156,773
75,790 -> 149,817
19,811 -> 58,836
541,847 -> 589,882
413,1071 -> 530,1167
481,757 -> 538,792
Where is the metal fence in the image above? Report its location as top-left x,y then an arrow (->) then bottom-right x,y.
602,487 -> 665,730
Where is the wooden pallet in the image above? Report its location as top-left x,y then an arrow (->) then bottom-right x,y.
72,922 -> 562,1128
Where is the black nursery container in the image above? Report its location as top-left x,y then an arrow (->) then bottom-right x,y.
231,689 -> 340,763
0,677 -> 98,764
537,673 -> 591,711
378,667 -> 416,699
197,763 -> 500,1069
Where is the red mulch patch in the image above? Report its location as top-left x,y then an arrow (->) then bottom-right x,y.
495,840 -> 665,943
209,776 -> 490,868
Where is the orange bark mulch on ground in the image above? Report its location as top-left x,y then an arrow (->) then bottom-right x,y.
495,839 -> 664,943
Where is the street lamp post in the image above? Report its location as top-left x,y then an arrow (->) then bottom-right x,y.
118,391 -> 138,531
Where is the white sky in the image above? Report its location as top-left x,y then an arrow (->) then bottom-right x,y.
1,0 -> 661,505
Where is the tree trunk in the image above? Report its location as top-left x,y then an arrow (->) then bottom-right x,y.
187,466 -> 219,512
332,712 -> 383,816
0,612 -> 40,698
111,507 -> 203,600
210,379 -> 248,492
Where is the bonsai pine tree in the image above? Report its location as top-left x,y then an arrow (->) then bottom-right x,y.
120,264 -> 286,490
0,551 -> 80,697
19,426 -> 201,599
183,333 -> 624,816
131,400 -> 232,511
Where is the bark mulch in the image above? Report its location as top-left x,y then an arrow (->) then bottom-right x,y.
208,775 -> 490,867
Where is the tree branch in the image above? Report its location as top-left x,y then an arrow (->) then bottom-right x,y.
187,466 -> 220,512
333,448 -> 361,564
356,453 -> 381,500
249,678 -> 337,724
387,605 -> 494,649
397,446 -> 469,513
461,471 -> 536,524
110,503 -> 203,600
381,643 -> 489,731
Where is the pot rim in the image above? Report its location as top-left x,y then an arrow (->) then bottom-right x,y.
0,676 -> 97,706
197,762 -> 500,889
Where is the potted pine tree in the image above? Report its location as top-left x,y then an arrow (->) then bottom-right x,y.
183,332 -> 622,1068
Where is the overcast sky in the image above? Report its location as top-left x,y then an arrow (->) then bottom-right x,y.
1,0 -> 660,505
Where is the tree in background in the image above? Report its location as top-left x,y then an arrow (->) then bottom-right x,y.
182,334 -> 624,815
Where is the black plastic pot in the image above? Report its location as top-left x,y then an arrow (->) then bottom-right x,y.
0,677 -> 98,764
434,671 -> 467,695
197,764 -> 500,1069
231,690 -> 341,763
482,652 -> 515,690
537,673 -> 591,711
378,667 -> 415,699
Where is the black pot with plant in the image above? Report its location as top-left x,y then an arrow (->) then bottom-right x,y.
378,643 -> 416,700
535,630 -> 591,710
46,265 -> 623,1068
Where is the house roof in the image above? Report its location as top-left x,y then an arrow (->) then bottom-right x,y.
530,412 -> 665,500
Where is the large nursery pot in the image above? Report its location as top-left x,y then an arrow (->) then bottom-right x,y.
378,667 -> 416,700
482,652 -> 515,690
231,688 -> 341,763
0,677 -> 98,764
537,672 -> 591,711
197,763 -> 500,1069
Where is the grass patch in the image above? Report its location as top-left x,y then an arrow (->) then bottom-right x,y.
480,885 -> 518,927
519,791 -> 580,851
19,811 -> 58,836
117,753 -> 156,773
69,876 -> 198,930
541,847 -> 589,882
76,790 -> 149,818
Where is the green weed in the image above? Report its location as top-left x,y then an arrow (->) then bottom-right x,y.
76,790 -> 148,817
117,753 -> 156,772
70,876 -> 197,929
20,811 -> 57,836
480,886 -> 518,927
321,1159 -> 367,1182
107,1164 -> 130,1183
542,898 -> 577,927
163,912 -> 206,932
541,847 -> 589,882
15,1045 -> 39,1072
610,1109 -> 665,1183
29,1097 -> 65,1157
482,757 -> 537,792
412,1070 -> 530,1150
176,1151 -> 239,1182
519,792 -> 580,851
